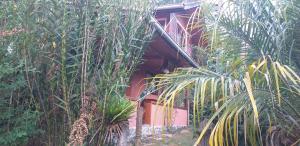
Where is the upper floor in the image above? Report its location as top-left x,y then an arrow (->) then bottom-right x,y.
154,2 -> 206,56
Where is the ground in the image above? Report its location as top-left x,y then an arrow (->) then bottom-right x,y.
141,127 -> 196,146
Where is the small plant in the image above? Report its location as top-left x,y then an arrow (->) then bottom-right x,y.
91,96 -> 135,145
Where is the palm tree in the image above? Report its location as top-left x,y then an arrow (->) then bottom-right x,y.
153,57 -> 300,145
150,0 -> 300,145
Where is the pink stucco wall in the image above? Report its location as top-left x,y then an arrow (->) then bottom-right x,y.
129,101 -> 188,128
144,101 -> 188,127
125,70 -> 146,101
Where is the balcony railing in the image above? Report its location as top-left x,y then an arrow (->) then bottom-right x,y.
163,15 -> 192,55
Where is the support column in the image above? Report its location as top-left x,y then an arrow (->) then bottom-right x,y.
135,102 -> 144,146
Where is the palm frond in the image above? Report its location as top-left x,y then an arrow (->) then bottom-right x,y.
193,0 -> 300,69
152,56 -> 300,145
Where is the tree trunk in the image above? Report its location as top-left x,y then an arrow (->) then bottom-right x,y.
135,102 -> 143,146
118,123 -> 129,146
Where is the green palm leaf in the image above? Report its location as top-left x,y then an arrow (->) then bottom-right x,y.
152,57 -> 300,145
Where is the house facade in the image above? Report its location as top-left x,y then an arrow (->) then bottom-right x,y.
126,2 -> 205,128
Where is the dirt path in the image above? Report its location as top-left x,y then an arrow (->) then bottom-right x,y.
141,127 -> 196,146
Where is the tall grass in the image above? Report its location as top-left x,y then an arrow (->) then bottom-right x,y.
0,0 -> 154,145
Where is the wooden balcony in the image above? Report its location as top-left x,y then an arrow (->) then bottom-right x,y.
157,13 -> 192,56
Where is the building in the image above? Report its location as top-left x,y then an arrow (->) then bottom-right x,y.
125,2 -> 205,129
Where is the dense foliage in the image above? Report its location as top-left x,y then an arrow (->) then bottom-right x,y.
0,48 -> 40,145
0,0 -> 154,145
